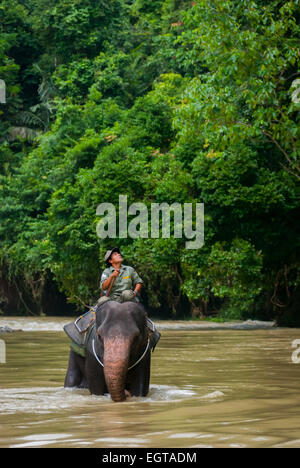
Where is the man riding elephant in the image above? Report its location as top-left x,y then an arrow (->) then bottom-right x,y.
98,247 -> 160,350
98,247 -> 143,305
63,247 -> 160,396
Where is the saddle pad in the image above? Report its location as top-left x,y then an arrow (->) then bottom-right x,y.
75,309 -> 95,333
63,321 -> 85,347
63,309 -> 95,347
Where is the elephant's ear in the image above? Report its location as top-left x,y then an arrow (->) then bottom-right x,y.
95,304 -> 107,329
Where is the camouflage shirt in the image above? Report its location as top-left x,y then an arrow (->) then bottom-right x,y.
100,264 -> 143,301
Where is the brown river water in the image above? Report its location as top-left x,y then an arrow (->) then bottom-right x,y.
1,317 -> 300,448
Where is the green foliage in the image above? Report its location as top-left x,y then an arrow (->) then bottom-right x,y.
0,0 -> 299,323
30,0 -> 128,60
174,0 -> 300,177
203,239 -> 263,318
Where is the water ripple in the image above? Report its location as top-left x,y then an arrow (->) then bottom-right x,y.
0,384 -> 197,414
0,317 -> 276,332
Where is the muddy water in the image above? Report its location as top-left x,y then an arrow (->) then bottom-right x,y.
1,317 -> 300,448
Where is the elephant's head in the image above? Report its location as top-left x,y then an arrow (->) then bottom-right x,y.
95,301 -> 149,402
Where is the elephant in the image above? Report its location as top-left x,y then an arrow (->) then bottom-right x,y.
64,300 -> 151,402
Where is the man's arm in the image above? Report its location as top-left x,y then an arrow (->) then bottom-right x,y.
133,282 -> 143,297
131,267 -> 144,297
101,269 -> 120,291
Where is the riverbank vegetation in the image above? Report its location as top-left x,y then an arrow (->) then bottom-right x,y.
0,0 -> 299,324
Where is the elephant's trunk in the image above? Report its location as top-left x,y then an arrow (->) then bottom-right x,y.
103,336 -> 130,402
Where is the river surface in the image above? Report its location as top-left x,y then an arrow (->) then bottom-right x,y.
1,317 -> 300,448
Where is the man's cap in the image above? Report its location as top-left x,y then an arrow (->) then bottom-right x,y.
104,247 -> 121,266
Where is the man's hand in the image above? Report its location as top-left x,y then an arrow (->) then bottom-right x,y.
111,269 -> 121,278
133,282 -> 143,297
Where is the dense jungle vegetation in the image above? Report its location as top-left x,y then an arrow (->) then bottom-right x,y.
0,0 -> 299,324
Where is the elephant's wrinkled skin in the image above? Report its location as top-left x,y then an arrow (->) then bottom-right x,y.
64,301 -> 151,402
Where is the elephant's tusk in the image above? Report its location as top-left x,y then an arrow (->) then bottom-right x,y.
92,338 -> 150,371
